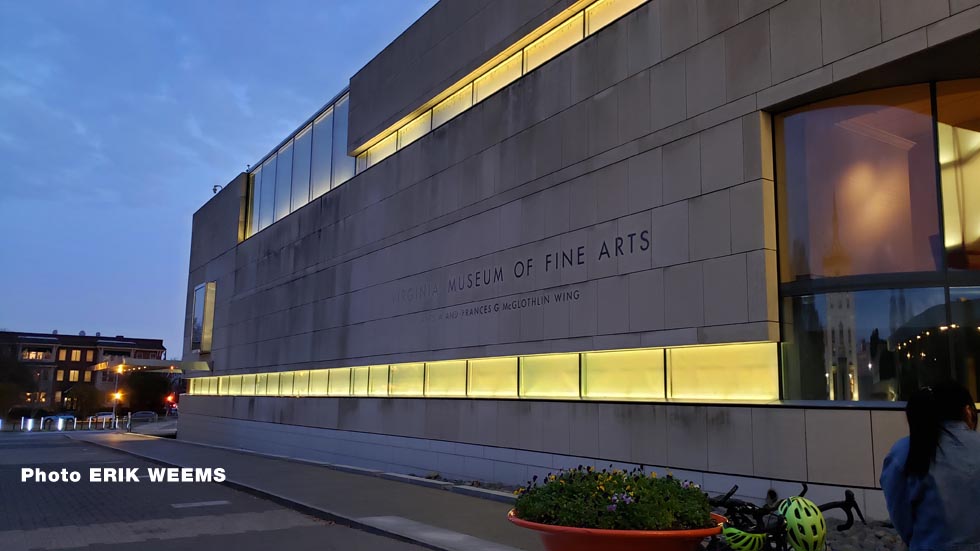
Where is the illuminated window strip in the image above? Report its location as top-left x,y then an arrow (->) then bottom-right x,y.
355,0 -> 650,170
188,342 -> 778,403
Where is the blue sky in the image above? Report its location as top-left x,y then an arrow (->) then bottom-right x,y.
0,0 -> 435,357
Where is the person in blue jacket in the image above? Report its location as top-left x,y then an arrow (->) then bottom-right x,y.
880,381 -> 980,550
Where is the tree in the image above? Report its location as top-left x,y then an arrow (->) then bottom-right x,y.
65,383 -> 103,417
0,354 -> 36,415
124,372 -> 171,413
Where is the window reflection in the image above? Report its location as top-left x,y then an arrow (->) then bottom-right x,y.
937,79 -> 980,270
782,288 -> 948,401
310,108 -> 333,200
274,142 -> 293,222
950,287 -> 980,401
291,125 -> 312,212
331,94 -> 355,188
776,85 -> 942,282
258,155 -> 276,231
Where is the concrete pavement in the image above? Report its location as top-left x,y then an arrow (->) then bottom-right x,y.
68,431 -> 543,551
0,431 -> 427,551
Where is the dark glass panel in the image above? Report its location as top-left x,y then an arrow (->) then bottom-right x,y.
274,141 -> 293,222
776,85 -> 941,282
191,285 -> 205,350
258,155 -> 277,230
311,108 -> 333,199
291,124 -> 312,212
781,288 -> 948,401
331,94 -> 355,187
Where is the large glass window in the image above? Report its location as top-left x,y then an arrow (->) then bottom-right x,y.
258,155 -> 277,231
776,85 -> 941,282
191,282 -> 216,353
310,108 -> 333,200
274,142 -> 293,222
331,94 -> 355,188
937,79 -> 980,270
781,288 -> 948,401
777,81 -> 980,402
291,125 -> 312,212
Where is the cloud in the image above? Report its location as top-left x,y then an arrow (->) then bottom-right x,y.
0,54 -> 57,88
224,80 -> 252,117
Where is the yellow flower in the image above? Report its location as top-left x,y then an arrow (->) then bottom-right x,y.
650,472 -> 657,478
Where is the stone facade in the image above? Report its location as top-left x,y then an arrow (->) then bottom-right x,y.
182,0 -> 980,516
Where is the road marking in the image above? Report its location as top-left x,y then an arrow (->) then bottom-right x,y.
170,500 -> 231,509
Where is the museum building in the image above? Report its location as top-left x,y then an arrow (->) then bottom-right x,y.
180,0 -> 980,517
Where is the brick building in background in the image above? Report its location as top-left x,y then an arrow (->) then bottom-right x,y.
0,330 -> 166,410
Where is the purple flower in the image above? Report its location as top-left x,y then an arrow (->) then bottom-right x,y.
606,504 -> 617,512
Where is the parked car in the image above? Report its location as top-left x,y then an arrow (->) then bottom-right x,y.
87,412 -> 114,422
130,411 -> 158,422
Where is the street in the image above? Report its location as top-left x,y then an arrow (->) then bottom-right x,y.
0,432 -> 425,551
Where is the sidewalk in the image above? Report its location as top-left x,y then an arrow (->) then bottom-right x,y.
69,432 -> 542,551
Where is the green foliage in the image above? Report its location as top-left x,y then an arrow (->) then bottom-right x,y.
125,372 -> 171,412
513,466 -> 713,531
65,383 -> 102,417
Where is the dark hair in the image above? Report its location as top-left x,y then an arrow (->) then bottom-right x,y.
905,381 -> 975,477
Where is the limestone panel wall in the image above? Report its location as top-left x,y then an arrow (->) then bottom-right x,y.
185,0 -> 980,370
178,396 -> 907,519
179,395 -> 907,491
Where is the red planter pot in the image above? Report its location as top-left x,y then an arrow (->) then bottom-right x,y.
507,510 -> 725,551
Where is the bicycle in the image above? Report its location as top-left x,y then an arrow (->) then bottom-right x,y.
703,483 -> 866,551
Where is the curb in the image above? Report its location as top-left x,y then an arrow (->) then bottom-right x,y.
449,485 -> 516,504
68,434 -> 519,551
379,472 -> 456,489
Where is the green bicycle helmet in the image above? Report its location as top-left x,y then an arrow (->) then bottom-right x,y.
722,526 -> 766,551
777,496 -> 827,551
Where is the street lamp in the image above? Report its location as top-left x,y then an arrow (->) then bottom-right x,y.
111,366 -> 124,428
